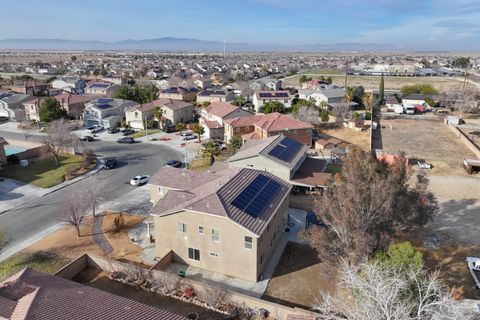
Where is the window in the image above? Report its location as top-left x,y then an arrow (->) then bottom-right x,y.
177,222 -> 187,233
209,252 -> 220,258
260,253 -> 264,264
212,229 -> 220,242
235,127 -> 240,133
244,236 -> 253,249
135,111 -> 138,118
198,226 -> 204,234
188,248 -> 200,261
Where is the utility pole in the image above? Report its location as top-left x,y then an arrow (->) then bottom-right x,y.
344,61 -> 349,87
463,63 -> 470,92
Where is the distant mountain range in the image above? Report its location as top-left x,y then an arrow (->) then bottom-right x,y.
0,37 -> 398,52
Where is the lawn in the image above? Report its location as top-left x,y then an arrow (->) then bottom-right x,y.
2,154 -> 84,188
132,130 -> 161,138
301,69 -> 342,75
0,251 -> 70,281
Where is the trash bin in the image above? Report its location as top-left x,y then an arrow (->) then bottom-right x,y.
178,270 -> 186,278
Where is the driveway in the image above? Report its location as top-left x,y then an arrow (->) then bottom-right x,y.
0,178 -> 46,214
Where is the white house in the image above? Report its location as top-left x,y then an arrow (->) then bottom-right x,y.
51,77 -> 86,93
0,93 -> 31,120
83,98 -> 138,129
252,90 -> 292,112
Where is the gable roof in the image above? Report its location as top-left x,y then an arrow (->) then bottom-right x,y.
229,135 -> 308,169
0,268 -> 187,320
224,112 -> 313,132
150,167 -> 291,236
204,102 -> 241,118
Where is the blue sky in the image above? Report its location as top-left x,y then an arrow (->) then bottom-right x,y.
2,0 -> 480,50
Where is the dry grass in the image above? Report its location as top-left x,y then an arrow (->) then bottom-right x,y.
319,127 -> 371,150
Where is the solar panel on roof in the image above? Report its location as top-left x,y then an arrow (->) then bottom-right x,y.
231,174 -> 281,218
97,104 -> 112,109
97,98 -> 113,104
268,138 -> 302,162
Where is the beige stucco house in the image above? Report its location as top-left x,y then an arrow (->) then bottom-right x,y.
199,101 -> 253,140
148,167 -> 291,282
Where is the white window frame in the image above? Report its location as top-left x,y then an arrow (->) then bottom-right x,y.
212,229 -> 220,242
177,222 -> 187,233
198,226 -> 204,234
244,236 -> 253,250
209,252 -> 220,258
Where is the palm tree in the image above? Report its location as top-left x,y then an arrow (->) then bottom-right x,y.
344,86 -> 355,104
192,124 -> 205,142
363,93 -> 373,112
152,106 -> 164,128
202,141 -> 221,165
227,136 -> 243,154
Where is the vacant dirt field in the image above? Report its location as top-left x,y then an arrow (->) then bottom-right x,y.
374,119 -> 476,175
262,242 -> 337,309
319,127 -> 371,151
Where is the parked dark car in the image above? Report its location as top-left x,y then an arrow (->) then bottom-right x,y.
122,129 -> 135,136
107,127 -> 120,134
102,157 -> 116,169
80,135 -> 95,142
117,137 -> 135,144
162,125 -> 176,133
166,160 -> 182,168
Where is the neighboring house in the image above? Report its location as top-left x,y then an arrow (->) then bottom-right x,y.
298,88 -> 345,105
11,79 -> 48,95
249,78 -> 282,91
83,98 -> 138,128
0,93 -> 32,120
252,90 -> 292,112
37,64 -> 58,74
196,89 -> 235,104
84,82 -> 120,96
0,268 -> 186,320
301,79 -> 339,90
194,79 -> 212,89
315,136 -> 348,150
158,87 -> 197,102
0,137 -> 7,167
228,135 -> 331,189
199,102 -> 253,140
148,167 -> 291,282
224,112 -> 313,145
101,75 -> 124,85
51,77 -> 86,93
125,98 -> 193,130
402,94 -> 438,106
22,94 -> 94,121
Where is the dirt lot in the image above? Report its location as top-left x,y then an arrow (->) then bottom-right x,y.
263,242 -> 337,309
374,119 -> 476,175
319,127 -> 371,151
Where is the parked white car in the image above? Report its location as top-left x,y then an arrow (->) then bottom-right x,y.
418,161 -> 432,169
130,175 -> 150,186
181,133 -> 197,141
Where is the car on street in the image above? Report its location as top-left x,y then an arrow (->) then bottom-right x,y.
162,125 -> 176,133
180,132 -> 197,140
102,157 -> 116,169
117,137 -> 135,144
122,129 -> 135,136
130,175 -> 150,186
87,125 -> 104,134
80,135 -> 95,142
166,160 -> 182,168
107,127 -> 120,134
418,161 -> 432,169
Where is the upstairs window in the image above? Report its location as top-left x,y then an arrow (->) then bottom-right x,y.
245,236 -> 253,249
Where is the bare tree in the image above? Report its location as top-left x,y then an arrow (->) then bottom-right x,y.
81,175 -> 106,218
305,148 -> 438,263
198,285 -> 229,308
61,190 -> 88,237
314,261 -> 465,320
43,119 -> 78,165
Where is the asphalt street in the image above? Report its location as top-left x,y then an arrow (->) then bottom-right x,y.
0,131 -> 183,261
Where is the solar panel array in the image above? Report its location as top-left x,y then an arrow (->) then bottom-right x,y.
267,138 -> 302,162
258,92 -> 289,98
231,174 -> 281,218
97,98 -> 113,104
92,83 -> 109,88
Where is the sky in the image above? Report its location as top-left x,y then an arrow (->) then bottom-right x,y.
2,0 -> 480,51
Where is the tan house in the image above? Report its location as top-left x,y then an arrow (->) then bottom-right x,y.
196,89 -> 235,104
11,79 -> 48,95
158,87 -> 197,102
199,102 -> 253,140
125,98 -> 194,130
224,112 -> 313,145
148,167 -> 291,282
228,135 -> 331,189
84,82 -> 120,96
23,94 -> 94,121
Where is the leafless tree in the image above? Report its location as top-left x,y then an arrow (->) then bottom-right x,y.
305,148 -> 438,263
314,261 -> 465,320
198,285 -> 229,308
81,175 -> 106,217
60,190 -> 88,237
21,121 -> 33,141
43,119 -> 78,165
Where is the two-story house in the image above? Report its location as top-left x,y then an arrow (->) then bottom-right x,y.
125,98 -> 193,130
252,90 -> 293,112
228,135 -> 331,190
249,78 -> 282,91
83,98 -> 138,128
51,77 -> 86,93
148,167 -> 291,282
196,89 -> 235,104
0,93 -> 32,120
11,79 -> 48,95
84,82 -> 120,96
158,87 -> 197,102
224,112 -> 313,145
22,94 -> 94,121
199,102 -> 253,140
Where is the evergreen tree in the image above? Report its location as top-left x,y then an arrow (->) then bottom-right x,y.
378,74 -> 385,106
39,97 -> 67,123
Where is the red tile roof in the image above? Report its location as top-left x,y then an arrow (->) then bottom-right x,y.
0,268 -> 187,320
204,102 -> 238,118
202,119 -> 223,129
224,112 -> 313,132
